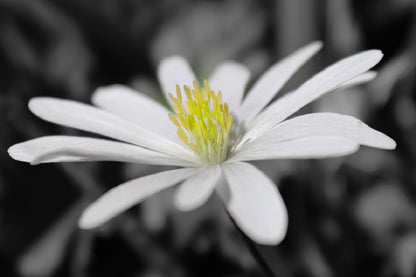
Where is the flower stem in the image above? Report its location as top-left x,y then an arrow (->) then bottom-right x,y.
228,215 -> 276,277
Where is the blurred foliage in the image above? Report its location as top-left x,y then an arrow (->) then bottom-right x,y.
0,0 -> 415,276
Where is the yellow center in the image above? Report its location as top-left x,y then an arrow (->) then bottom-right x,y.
168,80 -> 233,164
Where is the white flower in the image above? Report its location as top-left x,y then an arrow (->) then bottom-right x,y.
8,41 -> 396,245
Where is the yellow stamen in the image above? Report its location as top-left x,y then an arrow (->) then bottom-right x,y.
217,132 -> 222,146
178,114 -> 188,130
217,91 -> 222,103
203,79 -> 211,91
188,142 -> 201,154
183,85 -> 192,99
227,115 -> 233,131
177,128 -> 188,144
185,101 -> 193,114
167,79 -> 233,164
168,113 -> 180,127
168,93 -> 175,103
175,85 -> 182,101
224,102 -> 229,117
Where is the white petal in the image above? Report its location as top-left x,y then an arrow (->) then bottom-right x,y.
8,136 -> 195,167
28,97 -> 199,163
208,61 -> 250,113
91,85 -> 178,142
230,136 -> 359,162
237,41 -> 323,124
174,165 -> 222,211
79,167 -> 198,229
250,70 -> 377,133
157,56 -> 197,107
252,113 -> 396,150
341,71 -> 377,87
242,72 -> 378,147
218,162 -> 288,245
244,50 -> 383,142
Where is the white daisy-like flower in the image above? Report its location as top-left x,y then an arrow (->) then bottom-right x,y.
8,42 -> 396,245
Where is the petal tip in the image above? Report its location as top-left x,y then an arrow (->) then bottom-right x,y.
353,49 -> 383,69
27,98 -> 40,113
78,208 -> 99,230
382,136 -> 397,150
256,226 -> 288,245
310,40 -> 323,51
7,143 -> 30,163
365,70 -> 378,79
220,60 -> 250,75
365,128 -> 397,150
173,189 -> 190,211
91,84 -> 127,105
257,233 -> 286,245
370,131 -> 396,150
240,217 -> 288,245
159,55 -> 188,68
7,144 -> 18,160
173,196 -> 193,212
28,97 -> 55,116
368,49 -> 384,62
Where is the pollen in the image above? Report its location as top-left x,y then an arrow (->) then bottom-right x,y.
168,79 -> 233,164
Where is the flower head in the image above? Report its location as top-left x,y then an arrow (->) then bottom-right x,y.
8,42 -> 396,245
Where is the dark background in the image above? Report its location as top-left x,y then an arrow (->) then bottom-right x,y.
0,0 -> 415,276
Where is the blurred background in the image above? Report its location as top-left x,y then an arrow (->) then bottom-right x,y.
0,0 -> 415,276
